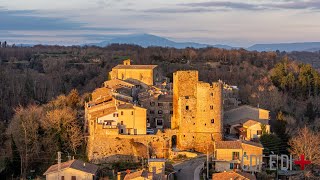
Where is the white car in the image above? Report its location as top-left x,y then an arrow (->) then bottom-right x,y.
147,128 -> 155,134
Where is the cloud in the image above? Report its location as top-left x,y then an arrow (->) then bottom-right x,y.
180,1 -> 263,11
0,8 -> 132,31
124,7 -> 224,14
0,9 -> 84,30
268,0 -> 320,10
180,0 -> 320,11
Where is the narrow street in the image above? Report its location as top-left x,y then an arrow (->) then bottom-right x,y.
173,156 -> 206,180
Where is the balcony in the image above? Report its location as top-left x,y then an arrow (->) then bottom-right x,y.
103,124 -> 118,129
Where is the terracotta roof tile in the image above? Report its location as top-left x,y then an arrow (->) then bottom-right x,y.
117,104 -> 134,109
215,141 -> 242,149
124,170 -> 148,180
212,171 -> 256,180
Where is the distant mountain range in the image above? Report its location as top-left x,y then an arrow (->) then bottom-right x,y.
247,42 -> 320,52
88,34 -> 320,52
87,33 -> 234,49
13,33 -> 320,52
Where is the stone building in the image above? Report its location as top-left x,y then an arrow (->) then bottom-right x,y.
220,81 -> 241,110
171,71 -> 223,152
109,59 -> 161,86
140,94 -> 173,130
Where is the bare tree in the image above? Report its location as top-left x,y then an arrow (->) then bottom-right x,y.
7,105 -> 43,178
289,127 -> 320,167
43,107 -> 82,154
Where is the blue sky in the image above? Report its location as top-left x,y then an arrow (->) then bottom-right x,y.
1,0 -> 320,47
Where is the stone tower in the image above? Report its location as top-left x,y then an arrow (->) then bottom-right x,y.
172,71 -> 223,152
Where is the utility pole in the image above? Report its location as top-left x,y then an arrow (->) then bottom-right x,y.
58,151 -> 61,180
207,144 -> 209,180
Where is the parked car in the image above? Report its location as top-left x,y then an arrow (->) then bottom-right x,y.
147,128 -> 155,134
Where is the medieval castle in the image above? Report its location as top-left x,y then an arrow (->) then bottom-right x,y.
85,59 -> 268,172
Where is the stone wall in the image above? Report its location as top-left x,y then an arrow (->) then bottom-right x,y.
87,130 -> 177,164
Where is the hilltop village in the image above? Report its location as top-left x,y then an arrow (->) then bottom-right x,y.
82,59 -> 270,177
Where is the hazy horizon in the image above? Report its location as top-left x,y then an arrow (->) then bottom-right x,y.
1,0 -> 320,47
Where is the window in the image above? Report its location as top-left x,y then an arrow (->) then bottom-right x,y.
211,119 -> 214,123
106,122 -> 111,125
232,152 -> 240,160
244,152 -> 247,156
170,111 -> 173,114
131,111 -> 134,115
61,176 -> 64,180
71,176 -> 76,180
150,102 -> 155,106
211,93 -> 214,96
257,130 -> 262,135
210,105 -> 213,110
185,96 -> 189,99
120,129 -> 124,133
157,119 -> 163,126
230,163 -> 234,169
158,110 -> 163,114
186,106 -> 189,110
169,103 -> 173,107
121,111 -> 123,115
147,118 -> 150,123
121,121 -> 123,125
158,103 -> 163,107
150,110 -> 155,114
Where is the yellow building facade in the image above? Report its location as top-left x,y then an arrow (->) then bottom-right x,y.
213,141 -> 263,172
118,104 -> 147,135
109,59 -> 159,86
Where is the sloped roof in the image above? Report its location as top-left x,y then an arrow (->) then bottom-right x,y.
212,171 -> 256,180
118,104 -> 134,109
224,105 -> 269,125
215,141 -> 242,149
228,118 -> 269,126
104,79 -> 136,89
89,107 -> 117,118
216,140 -> 264,149
158,95 -> 173,102
124,170 -> 149,180
226,105 -> 269,113
113,65 -> 157,70
43,159 -> 98,175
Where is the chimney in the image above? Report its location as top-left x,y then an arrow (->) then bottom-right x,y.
123,59 -> 131,65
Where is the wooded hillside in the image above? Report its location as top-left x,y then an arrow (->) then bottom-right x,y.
1,44 -> 320,178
